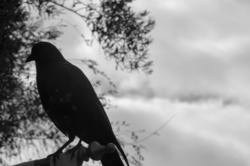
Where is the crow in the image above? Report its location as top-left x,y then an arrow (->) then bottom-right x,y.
26,42 -> 129,166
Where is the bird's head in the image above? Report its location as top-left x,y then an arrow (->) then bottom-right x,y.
26,42 -> 65,64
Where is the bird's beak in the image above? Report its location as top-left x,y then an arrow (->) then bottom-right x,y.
26,53 -> 34,62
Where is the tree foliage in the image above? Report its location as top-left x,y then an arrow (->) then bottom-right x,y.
0,0 -> 155,165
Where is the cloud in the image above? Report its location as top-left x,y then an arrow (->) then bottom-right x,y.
57,0 -> 250,165
53,0 -> 250,106
145,127 -> 248,166
90,0 -> 248,106
107,96 -> 250,166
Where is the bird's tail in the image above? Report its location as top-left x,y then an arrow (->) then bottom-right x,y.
101,138 -> 129,166
114,138 -> 129,166
101,150 -> 125,166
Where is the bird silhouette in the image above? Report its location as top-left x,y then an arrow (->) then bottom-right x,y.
26,42 -> 129,166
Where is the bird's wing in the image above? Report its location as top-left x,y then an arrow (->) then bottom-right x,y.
37,61 -> 129,166
38,61 -> 114,141
64,62 -> 113,129
37,63 -> 76,136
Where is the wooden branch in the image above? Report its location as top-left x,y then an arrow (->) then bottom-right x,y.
51,1 -> 87,19
13,141 -> 116,166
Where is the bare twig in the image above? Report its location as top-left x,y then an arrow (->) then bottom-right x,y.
136,115 -> 175,143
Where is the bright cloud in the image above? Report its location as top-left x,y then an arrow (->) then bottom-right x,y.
107,96 -> 250,166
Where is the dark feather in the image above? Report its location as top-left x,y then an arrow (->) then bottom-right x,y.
28,42 -> 129,166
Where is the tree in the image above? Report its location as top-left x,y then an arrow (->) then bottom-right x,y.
0,0 -> 155,165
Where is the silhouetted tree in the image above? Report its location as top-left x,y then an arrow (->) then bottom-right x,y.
0,0 -> 155,165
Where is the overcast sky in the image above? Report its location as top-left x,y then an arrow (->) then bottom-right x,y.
57,0 -> 250,166
21,0 -> 250,165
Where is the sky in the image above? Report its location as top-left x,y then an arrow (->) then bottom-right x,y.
15,0 -> 250,165
57,0 -> 250,166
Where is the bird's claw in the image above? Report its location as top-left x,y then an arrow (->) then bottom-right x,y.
47,150 -> 62,166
